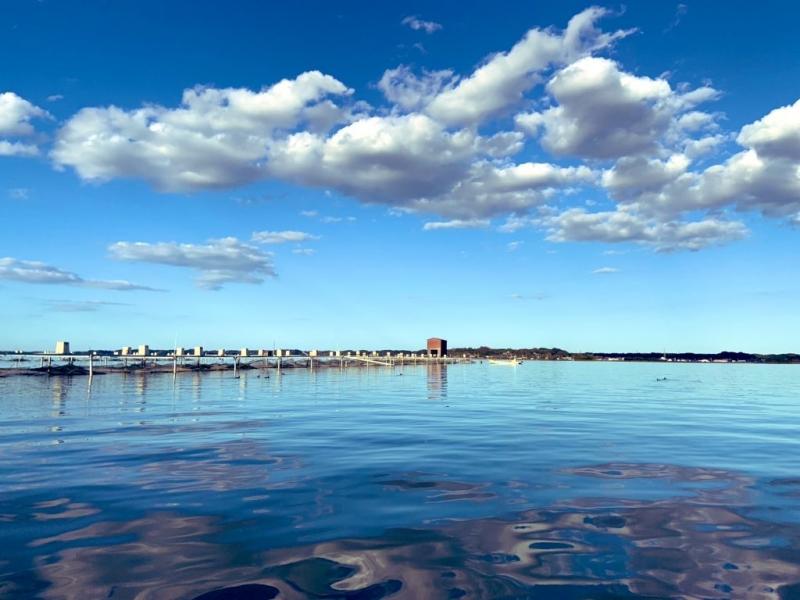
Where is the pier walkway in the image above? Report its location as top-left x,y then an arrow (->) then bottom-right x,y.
0,351 -> 470,378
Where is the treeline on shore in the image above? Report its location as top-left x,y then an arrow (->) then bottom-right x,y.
451,347 -> 800,364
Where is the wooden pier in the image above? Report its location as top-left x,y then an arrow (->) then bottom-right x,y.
0,350 -> 470,378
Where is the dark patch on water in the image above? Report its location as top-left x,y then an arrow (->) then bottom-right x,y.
769,478 -> 800,498
376,475 -> 496,502
583,515 -> 627,529
529,541 -> 574,550
694,522 -> 751,532
632,547 -> 696,573
771,478 -> 800,487
193,583 -> 279,600
478,552 -> 520,564
781,582 -> 800,599
380,479 -> 438,489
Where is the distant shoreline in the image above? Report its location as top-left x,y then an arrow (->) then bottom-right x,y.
452,348 -> 800,365
2,348 -> 798,365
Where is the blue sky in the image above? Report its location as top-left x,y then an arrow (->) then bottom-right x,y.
1,0 -> 798,353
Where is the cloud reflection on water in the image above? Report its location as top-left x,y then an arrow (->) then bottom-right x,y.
22,463 -> 800,599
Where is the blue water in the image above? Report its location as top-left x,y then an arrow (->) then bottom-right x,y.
1,362 -> 799,599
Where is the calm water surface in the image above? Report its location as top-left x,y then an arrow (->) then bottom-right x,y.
1,362 -> 799,599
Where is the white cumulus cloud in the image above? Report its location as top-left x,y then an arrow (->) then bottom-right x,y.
401,16 -> 442,34
108,237 -> 276,290
8,187 -> 30,200
0,257 -> 158,290
377,66 -> 455,112
422,218 -> 490,230
424,8 -> 633,126
542,208 -> 748,252
0,9 -> 793,255
266,113 -> 477,204
52,72 -> 353,191
410,161 -> 596,218
251,230 -> 319,244
0,92 -> 50,156
737,98 -> 800,160
602,99 -> 800,223
528,57 -> 718,159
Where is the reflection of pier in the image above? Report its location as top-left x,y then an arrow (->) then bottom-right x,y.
427,363 -> 448,400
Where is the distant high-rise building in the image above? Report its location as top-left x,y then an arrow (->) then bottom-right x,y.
55,341 -> 70,355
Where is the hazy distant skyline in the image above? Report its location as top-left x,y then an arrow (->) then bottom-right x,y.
1,1 -> 798,353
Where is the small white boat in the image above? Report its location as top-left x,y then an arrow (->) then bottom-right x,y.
489,358 -> 522,366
